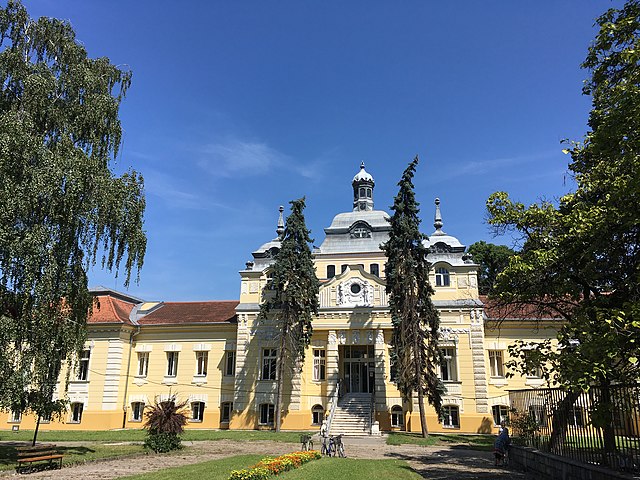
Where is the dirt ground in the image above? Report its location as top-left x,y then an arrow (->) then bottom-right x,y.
1,436 -> 536,480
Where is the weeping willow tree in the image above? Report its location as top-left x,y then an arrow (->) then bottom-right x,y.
383,156 -> 443,438
259,198 -> 319,432
0,1 -> 146,443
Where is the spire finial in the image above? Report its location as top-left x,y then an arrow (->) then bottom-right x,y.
276,205 -> 285,239
434,198 -> 444,232
360,161 -> 365,169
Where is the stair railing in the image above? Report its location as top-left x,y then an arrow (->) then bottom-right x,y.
369,391 -> 375,434
326,378 -> 342,433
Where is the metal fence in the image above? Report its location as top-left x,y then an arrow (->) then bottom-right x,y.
508,385 -> 640,474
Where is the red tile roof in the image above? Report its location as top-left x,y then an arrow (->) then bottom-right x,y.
480,295 -> 564,321
89,295 -> 136,324
138,301 -> 239,325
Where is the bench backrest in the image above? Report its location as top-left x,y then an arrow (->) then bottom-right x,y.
17,445 -> 58,458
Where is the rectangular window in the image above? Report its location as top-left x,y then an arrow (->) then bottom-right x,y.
326,265 -> 336,278
167,352 -> 179,377
489,350 -> 504,377
529,405 -> 547,426
261,348 -> 277,380
524,351 -> 542,377
137,352 -> 149,377
221,402 -> 233,423
259,403 -> 275,425
196,351 -> 208,376
440,348 -> 457,381
70,403 -> 83,423
191,402 -> 205,422
224,351 -> 236,376
77,349 -> 90,381
10,410 -> 21,423
313,349 -> 326,381
492,405 -> 509,426
442,405 -> 459,428
570,407 -> 584,427
131,402 -> 145,422
370,263 -> 379,276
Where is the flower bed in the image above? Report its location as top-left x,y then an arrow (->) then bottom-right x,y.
229,450 -> 321,480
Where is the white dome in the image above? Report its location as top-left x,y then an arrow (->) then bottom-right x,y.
352,162 -> 374,184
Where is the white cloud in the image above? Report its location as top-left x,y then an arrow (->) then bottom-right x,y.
198,139 -> 288,177
436,150 -> 560,181
143,168 -> 231,211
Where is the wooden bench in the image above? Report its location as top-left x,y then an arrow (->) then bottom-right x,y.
16,444 -> 63,473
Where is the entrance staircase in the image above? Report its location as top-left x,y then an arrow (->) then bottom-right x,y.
329,393 -> 372,436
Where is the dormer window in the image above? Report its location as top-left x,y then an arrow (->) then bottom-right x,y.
350,222 -> 371,239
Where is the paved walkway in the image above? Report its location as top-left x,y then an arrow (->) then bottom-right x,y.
1,435 -> 536,479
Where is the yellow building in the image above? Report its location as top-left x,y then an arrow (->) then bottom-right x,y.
5,164 -> 560,435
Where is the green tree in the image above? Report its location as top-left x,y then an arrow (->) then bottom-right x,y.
486,0 -> 640,461
383,156 -> 443,438
0,1 -> 146,444
467,241 -> 515,295
259,198 -> 320,432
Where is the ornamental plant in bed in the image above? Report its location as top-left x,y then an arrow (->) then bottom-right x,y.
228,451 -> 321,480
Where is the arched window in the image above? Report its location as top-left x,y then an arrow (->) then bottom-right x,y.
359,187 -> 365,198
435,267 -> 450,287
442,405 -> 459,428
366,188 -> 372,198
259,403 -> 275,425
390,405 -> 403,428
312,405 -> 324,425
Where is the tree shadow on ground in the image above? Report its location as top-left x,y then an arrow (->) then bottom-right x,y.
384,449 -> 533,480
0,443 -> 95,470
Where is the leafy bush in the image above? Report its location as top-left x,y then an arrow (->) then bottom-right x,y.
144,431 -> 183,453
143,395 -> 189,453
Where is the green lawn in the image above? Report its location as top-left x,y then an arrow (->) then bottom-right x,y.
121,455 -> 264,480
387,432 -> 494,451
0,443 -> 145,471
121,455 -> 421,480
0,429 -> 305,443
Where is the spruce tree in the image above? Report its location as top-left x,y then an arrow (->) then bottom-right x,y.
259,198 -> 320,431
383,156 -> 442,437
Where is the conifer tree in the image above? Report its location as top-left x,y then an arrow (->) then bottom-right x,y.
383,156 -> 442,438
259,198 -> 319,431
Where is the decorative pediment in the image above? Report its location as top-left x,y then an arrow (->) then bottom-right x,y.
319,265 -> 387,308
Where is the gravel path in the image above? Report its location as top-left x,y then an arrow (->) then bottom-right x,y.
1,436 -> 535,480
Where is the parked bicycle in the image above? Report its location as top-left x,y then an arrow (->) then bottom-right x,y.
300,434 -> 313,451
322,434 -> 346,457
334,434 -> 346,458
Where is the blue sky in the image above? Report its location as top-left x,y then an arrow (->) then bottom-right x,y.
24,1 -> 623,301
